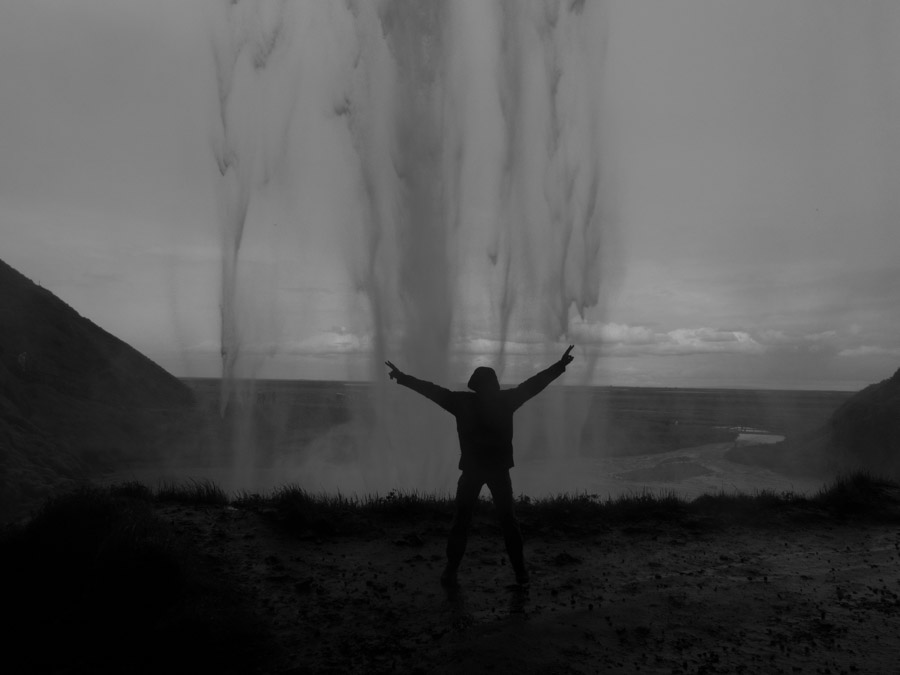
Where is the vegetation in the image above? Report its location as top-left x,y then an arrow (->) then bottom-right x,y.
812,471 -> 900,514
253,471 -> 899,534
0,486 -> 271,675
125,471 -> 900,537
155,477 -> 229,505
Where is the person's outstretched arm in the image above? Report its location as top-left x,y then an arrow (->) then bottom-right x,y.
385,361 -> 457,414
508,345 -> 574,410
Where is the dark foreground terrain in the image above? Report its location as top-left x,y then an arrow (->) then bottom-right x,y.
4,475 -> 900,674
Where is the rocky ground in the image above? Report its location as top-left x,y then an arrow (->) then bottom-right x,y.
162,502 -> 900,674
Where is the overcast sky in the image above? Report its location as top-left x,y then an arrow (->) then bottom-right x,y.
1,0 -> 898,390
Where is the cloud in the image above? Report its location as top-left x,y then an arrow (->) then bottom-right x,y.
281,330 -> 372,355
755,328 -> 793,345
180,317 -> 898,378
838,345 -> 900,358
752,328 -> 841,354
568,318 -> 894,361
454,338 -> 535,355
568,320 -> 657,346
567,318 -> 765,356
662,328 -> 765,355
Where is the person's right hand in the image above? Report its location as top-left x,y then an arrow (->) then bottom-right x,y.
559,345 -> 575,367
385,361 -> 402,381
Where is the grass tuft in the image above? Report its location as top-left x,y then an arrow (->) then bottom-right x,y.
249,485 -> 459,536
604,490 -> 686,522
364,488 -> 455,517
813,471 -> 899,516
243,471 -> 900,536
91,470 -> 900,541
155,478 -> 229,505
108,480 -> 154,502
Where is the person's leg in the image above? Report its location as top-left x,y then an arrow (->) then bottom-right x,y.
487,470 -> 528,584
443,471 -> 482,585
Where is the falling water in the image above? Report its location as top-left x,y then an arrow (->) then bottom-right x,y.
210,0 -> 613,495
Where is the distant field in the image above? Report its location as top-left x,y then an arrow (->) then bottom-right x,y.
584,385 -> 851,437
182,379 -> 851,459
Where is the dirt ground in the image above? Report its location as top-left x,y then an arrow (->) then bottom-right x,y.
161,503 -> 900,674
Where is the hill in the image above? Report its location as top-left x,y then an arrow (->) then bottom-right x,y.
0,258 -> 201,521
828,367 -> 900,473
728,367 -> 900,478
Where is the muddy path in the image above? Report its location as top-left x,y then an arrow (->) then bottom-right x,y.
160,503 -> 900,674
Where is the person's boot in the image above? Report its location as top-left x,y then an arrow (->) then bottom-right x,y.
514,565 -> 529,586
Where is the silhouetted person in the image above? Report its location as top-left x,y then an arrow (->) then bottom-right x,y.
385,345 -> 575,587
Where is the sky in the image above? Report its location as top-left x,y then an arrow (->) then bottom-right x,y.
1,0 -> 898,391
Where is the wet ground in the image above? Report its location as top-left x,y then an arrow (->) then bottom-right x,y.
162,500 -> 900,674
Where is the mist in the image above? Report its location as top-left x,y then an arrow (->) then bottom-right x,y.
208,0 -> 614,494
1,0 -> 898,496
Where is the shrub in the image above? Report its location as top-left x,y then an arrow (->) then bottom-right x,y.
0,486 -> 268,674
814,471 -> 898,516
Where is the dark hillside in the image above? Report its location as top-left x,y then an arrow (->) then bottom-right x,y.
728,367 -> 900,478
0,258 -> 201,521
828,367 -> 900,473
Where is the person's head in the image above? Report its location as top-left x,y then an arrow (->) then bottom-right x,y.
467,366 -> 499,393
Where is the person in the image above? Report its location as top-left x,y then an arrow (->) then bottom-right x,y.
385,345 -> 575,587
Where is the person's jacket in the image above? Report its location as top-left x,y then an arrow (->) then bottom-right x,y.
394,361 -> 566,472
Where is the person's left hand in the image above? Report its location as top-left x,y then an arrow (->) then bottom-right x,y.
385,361 -> 403,381
559,345 -> 575,367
